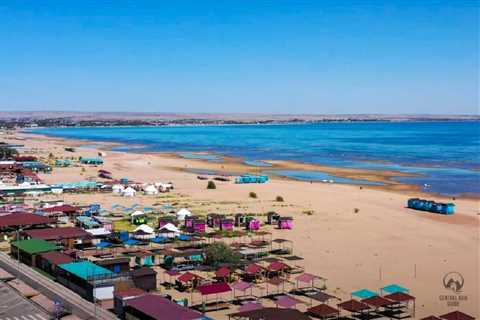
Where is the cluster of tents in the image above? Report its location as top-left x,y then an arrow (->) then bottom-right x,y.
112,182 -> 174,197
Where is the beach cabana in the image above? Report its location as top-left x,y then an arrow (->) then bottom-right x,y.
308,291 -> 340,306
176,208 -> 192,221
245,218 -> 261,231
238,302 -> 263,313
308,304 -> 340,319
193,219 -> 207,233
244,263 -> 264,282
266,261 -> 288,278
440,311 -> 476,320
215,267 -> 232,282
231,281 -> 255,301
384,292 -> 416,317
337,299 -> 371,316
176,271 -> 203,291
361,295 -> 395,311
266,212 -> 281,225
228,307 -> 311,320
277,217 -> 293,230
351,288 -> 378,299
275,295 -> 305,309
220,218 -> 234,231
380,283 -> 409,295
234,213 -> 247,227
196,282 -> 232,312
295,273 -> 327,295
207,213 -> 225,228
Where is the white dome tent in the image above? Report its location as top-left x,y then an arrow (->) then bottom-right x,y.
176,208 -> 192,221
132,224 -> 155,240
122,186 -> 136,197
112,184 -> 125,194
158,223 -> 180,238
144,185 -> 159,195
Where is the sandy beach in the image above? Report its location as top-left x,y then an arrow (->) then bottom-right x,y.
2,131 -> 478,318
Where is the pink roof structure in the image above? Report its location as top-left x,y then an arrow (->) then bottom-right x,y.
197,282 -> 231,295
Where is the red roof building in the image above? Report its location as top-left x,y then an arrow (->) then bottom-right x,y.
24,227 -> 90,241
308,304 -> 340,318
125,294 -> 203,320
0,213 -> 53,230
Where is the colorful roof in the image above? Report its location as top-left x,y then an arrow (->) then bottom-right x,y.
0,213 -> 53,228
337,299 -> 371,312
362,296 -> 394,308
381,283 -> 409,294
384,292 -> 416,302
197,282 -> 231,295
12,239 -> 59,255
215,267 -> 231,278
245,263 -> 263,274
58,261 -> 113,281
39,251 -> 74,265
126,294 -> 203,320
275,295 -> 304,308
351,288 -> 378,299
440,311 -> 475,320
308,304 -> 340,317
231,281 -> 253,292
24,227 -> 90,241
267,261 -> 287,272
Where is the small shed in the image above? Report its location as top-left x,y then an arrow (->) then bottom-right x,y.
277,217 -> 293,230
219,219 -> 234,231
11,239 -> 59,266
131,267 -> 157,291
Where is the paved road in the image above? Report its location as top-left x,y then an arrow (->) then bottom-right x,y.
0,252 -> 117,320
0,281 -> 49,320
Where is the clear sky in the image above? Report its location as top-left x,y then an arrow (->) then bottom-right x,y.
0,0 -> 477,114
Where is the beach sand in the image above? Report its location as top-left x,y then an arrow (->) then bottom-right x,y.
2,131 -> 478,318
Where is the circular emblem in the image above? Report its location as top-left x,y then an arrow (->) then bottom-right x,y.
443,272 -> 464,293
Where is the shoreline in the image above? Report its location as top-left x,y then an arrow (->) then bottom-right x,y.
19,130 -> 479,200
2,130 -> 479,317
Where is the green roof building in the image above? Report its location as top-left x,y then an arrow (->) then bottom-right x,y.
11,239 -> 60,266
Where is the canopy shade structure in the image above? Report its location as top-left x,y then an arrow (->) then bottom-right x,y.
308,304 -> 340,318
440,312 -> 475,320
384,292 -> 415,302
308,291 -> 339,303
197,282 -> 231,296
215,267 -> 231,278
130,210 -> 144,217
362,296 -> 395,308
228,307 -> 311,320
231,281 -> 254,292
351,289 -> 378,299
275,295 -> 305,309
421,317 -> 443,320
238,302 -> 263,312
178,271 -> 202,283
337,299 -> 371,313
381,284 -> 409,294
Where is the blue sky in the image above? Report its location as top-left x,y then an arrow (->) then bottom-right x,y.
0,0 -> 477,114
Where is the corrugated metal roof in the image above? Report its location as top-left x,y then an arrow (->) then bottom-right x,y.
12,239 -> 59,255
58,261 -> 113,280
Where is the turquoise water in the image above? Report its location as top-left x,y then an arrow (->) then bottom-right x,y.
31,122 -> 480,196
263,170 -> 385,186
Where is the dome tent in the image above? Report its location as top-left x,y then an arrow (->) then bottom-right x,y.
112,184 -> 124,194
144,185 -> 158,195
176,208 -> 192,221
122,186 -> 136,197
